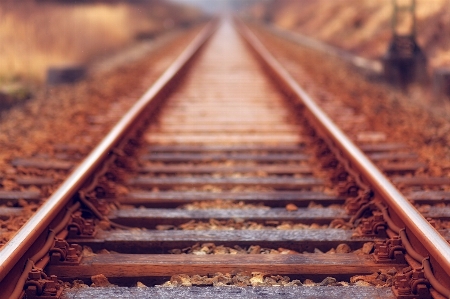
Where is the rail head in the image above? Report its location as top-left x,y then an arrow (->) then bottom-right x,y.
0,20 -> 218,283
234,18 -> 450,281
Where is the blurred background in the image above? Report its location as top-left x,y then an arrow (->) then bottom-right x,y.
0,0 -> 206,83
1,0 -> 450,83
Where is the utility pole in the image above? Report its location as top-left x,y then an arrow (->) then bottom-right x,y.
383,0 -> 427,87
263,0 -> 276,23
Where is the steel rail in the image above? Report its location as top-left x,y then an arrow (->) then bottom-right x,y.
264,24 -> 383,75
0,20 -> 217,282
236,20 -> 450,278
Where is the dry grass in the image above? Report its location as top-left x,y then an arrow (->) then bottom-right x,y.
256,0 -> 450,68
0,1 -> 200,82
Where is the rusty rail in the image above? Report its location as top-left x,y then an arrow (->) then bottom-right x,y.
236,18 -> 450,282
1,16 -> 449,298
0,20 -> 217,284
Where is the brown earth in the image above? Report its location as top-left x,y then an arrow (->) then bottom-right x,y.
0,0 -> 203,82
0,24 -> 205,246
249,0 -> 450,69
250,23 -> 450,178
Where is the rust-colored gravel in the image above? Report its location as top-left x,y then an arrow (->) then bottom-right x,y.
159,270 -> 397,287
0,200 -> 38,245
155,219 -> 350,231
179,200 -> 269,210
250,24 -> 450,178
64,270 -> 396,289
0,26 -> 202,172
165,242 -> 374,256
161,272 -> 305,287
0,25 -> 204,246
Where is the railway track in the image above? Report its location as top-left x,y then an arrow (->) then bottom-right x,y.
1,18 -> 450,298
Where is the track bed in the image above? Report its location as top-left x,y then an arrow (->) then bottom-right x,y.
1,18 -> 450,299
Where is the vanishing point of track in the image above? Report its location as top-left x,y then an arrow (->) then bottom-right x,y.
1,18 -> 450,299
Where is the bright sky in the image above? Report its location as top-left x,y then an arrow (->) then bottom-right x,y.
169,0 -> 258,13
169,0 -> 227,10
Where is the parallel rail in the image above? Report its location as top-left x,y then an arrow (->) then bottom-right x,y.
0,20 -> 218,297
237,19 -> 450,293
0,17 -> 449,298
236,19 -> 450,297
